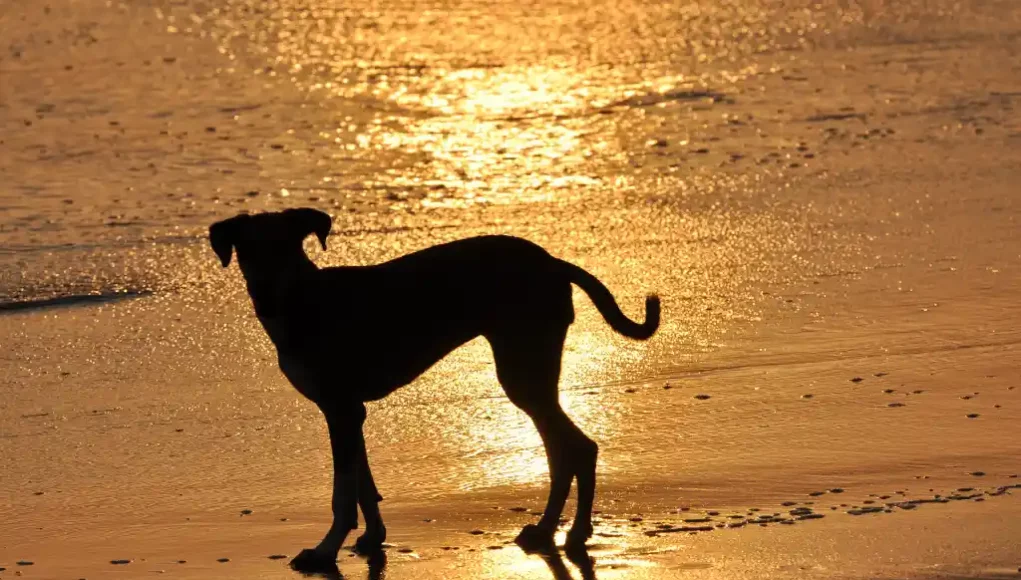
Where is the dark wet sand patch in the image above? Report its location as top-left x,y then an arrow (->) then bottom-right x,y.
628,480 -> 1020,541
0,289 -> 151,314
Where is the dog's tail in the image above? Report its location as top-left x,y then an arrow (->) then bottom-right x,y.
559,260 -> 660,340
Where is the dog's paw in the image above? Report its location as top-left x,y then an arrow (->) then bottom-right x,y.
564,523 -> 592,552
354,526 -> 387,554
514,523 -> 556,553
289,548 -> 340,574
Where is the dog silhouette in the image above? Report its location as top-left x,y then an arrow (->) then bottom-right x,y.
209,208 -> 659,571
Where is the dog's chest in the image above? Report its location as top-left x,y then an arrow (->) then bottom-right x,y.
277,351 -> 326,402
257,313 -> 312,351
261,315 -> 335,403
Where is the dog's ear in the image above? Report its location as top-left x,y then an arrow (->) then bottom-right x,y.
209,215 -> 247,268
287,208 -> 332,251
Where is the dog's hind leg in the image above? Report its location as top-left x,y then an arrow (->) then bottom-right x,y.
290,403 -> 365,572
562,418 -> 597,551
488,323 -> 599,551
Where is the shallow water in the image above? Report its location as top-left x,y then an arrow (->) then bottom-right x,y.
2,0 -> 1021,577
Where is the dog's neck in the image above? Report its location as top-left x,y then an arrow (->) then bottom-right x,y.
237,250 -> 319,319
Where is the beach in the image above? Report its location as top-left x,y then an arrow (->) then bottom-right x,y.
1,0 -> 1020,578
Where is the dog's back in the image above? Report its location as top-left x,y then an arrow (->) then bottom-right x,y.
295,236 -> 574,399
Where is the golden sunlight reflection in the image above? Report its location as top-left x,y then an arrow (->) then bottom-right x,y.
364,66 -> 614,206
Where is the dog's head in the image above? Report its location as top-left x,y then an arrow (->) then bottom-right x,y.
208,208 -> 332,268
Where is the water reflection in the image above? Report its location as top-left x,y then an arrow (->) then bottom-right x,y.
361,65 -> 607,206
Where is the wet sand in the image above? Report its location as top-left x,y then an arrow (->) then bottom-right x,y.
2,0 -> 1021,578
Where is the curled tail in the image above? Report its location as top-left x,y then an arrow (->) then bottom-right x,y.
559,259 -> 660,340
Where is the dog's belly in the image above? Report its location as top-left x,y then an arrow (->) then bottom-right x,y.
274,327 -> 478,405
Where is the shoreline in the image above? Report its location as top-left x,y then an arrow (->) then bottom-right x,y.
4,483 -> 1018,579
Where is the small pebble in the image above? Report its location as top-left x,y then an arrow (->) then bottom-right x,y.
110,559 -> 131,565
850,377 -> 864,383
694,394 -> 711,400
268,555 -> 287,560
240,509 -> 253,516
966,413 -> 980,419
398,548 -> 414,554
217,558 -> 230,563
970,471 -> 985,477
469,529 -> 485,535
883,389 -> 895,394
624,388 -> 637,394
888,402 -> 905,408
17,561 -> 34,566
801,394 -> 813,399
508,507 -> 527,512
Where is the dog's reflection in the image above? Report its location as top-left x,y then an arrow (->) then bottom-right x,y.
531,543 -> 596,580
291,543 -> 594,580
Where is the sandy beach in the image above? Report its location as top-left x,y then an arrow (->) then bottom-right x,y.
2,0 -> 1020,578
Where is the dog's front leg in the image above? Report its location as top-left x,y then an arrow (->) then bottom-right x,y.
290,404 -> 364,572
354,431 -> 386,552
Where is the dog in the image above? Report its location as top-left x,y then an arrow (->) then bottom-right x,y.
209,208 -> 659,571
